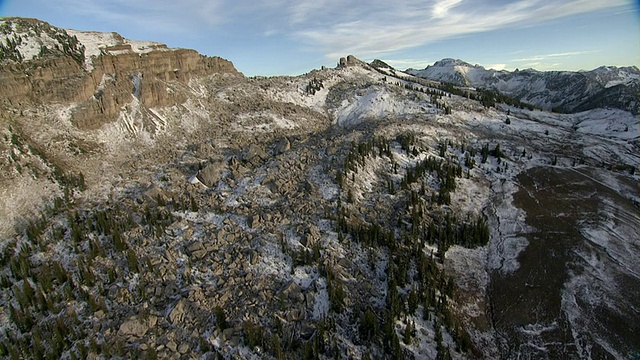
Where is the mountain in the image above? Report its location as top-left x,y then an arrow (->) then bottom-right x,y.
0,18 -> 638,360
0,17 -> 239,130
407,58 -> 640,114
369,59 -> 394,70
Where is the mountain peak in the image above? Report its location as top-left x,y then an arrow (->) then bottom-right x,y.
369,59 -> 394,70
407,57 -> 639,114
0,17 -> 86,65
337,54 -> 368,68
0,17 -> 181,71
432,58 -> 477,68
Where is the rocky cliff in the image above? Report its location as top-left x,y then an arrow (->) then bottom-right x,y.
0,17 -> 240,129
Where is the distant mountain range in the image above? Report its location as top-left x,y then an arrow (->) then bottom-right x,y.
406,58 -> 640,114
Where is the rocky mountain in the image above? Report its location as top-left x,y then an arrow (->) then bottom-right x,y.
0,18 -> 638,360
0,18 -> 239,130
407,58 -> 640,114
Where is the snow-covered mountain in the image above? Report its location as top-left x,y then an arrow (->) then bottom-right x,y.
0,18 -> 638,360
407,58 -> 640,114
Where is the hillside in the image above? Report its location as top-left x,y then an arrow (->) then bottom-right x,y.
0,18 -> 638,359
407,58 -> 640,114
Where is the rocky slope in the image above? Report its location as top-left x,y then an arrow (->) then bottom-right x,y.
0,18 -> 638,360
406,58 -> 640,114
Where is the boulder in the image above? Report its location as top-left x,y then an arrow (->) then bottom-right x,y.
168,298 -> 189,324
248,214 -> 261,228
273,137 -> 291,155
187,241 -> 207,260
282,282 -> 304,302
196,161 -> 226,188
118,315 -> 157,340
244,144 -> 268,166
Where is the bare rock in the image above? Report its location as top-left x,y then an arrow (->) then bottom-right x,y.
169,298 -> 189,324
338,55 -> 362,68
167,340 -> 178,352
248,214 -> 261,228
187,241 -> 207,260
178,343 -> 190,354
244,143 -> 268,166
273,137 -> 291,155
281,282 -> 304,302
118,315 -> 157,341
197,161 -> 226,188
143,185 -> 169,205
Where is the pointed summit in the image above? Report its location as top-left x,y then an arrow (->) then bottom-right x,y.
369,59 -> 394,70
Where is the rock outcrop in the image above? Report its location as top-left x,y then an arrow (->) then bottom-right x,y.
337,54 -> 365,68
0,17 -> 241,130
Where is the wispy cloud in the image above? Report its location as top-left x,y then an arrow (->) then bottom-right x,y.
380,59 -> 435,70
432,0 -> 464,19
55,0 -> 229,34
285,0 -> 628,60
512,51 -> 598,62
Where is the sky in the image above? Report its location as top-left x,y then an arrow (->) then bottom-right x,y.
1,0 -> 638,76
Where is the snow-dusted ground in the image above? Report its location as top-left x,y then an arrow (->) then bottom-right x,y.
67,30 -> 170,70
1,44 -> 638,358
332,85 -> 430,127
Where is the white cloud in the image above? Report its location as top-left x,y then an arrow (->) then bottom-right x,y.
287,0 -> 628,60
512,51 -> 596,62
380,59 -> 434,70
485,63 -> 508,71
432,0 -> 464,19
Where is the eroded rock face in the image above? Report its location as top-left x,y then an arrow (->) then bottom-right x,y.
75,50 -> 239,130
0,20 -> 240,130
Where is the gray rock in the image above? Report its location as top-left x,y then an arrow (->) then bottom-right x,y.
191,249 -> 207,259
282,282 -> 304,302
169,299 -> 188,324
244,143 -> 268,166
167,340 -> 177,352
118,315 -> 157,340
273,137 -> 291,155
187,242 -> 208,259
178,343 -> 190,354
248,214 -> 260,228
197,162 -> 226,188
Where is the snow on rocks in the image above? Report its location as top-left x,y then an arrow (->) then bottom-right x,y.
67,29 -> 170,70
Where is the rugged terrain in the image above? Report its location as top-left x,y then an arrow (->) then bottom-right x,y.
406,58 -> 640,115
0,18 -> 638,359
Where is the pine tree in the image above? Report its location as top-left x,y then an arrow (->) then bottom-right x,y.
403,320 -> 414,344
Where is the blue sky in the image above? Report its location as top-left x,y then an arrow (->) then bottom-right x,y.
2,0 -> 638,76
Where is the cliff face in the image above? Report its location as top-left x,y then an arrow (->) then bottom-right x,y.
0,18 -> 240,130
72,50 -> 239,129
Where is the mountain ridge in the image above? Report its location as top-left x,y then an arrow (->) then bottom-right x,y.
406,59 -> 640,114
